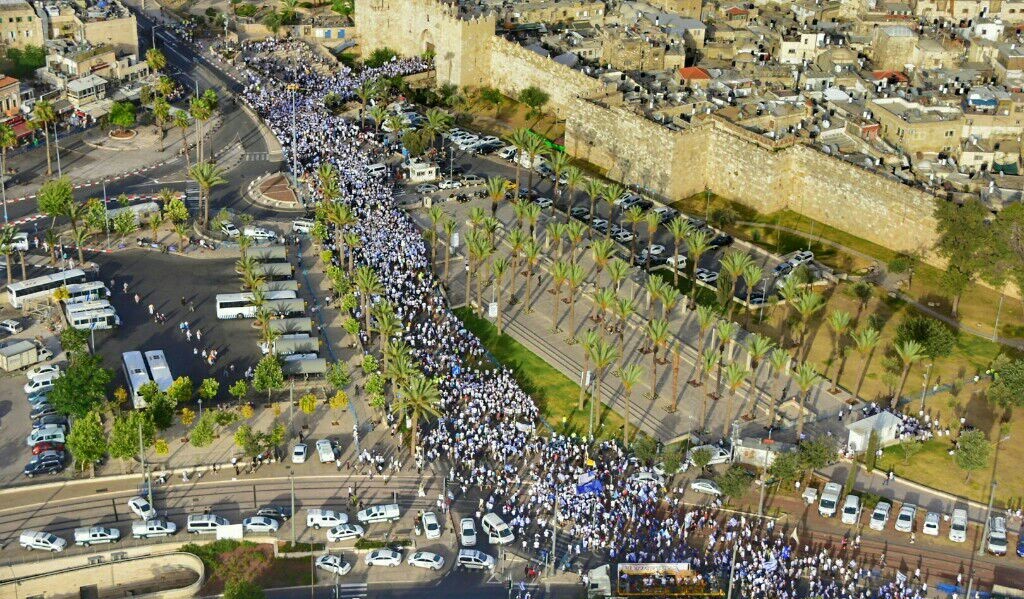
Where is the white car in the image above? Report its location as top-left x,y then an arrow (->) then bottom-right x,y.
790,250 -> 814,266
316,439 -> 336,463
421,511 -> 441,540
127,496 -> 157,521
307,508 -> 348,529
438,179 -> 462,190
24,373 -> 59,394
949,508 -> 968,543
365,548 -> 402,567
894,503 -> 916,533
689,479 -> 722,496
922,512 -> 940,536
462,174 -> 485,186
695,268 -> 719,284
613,230 -> 636,243
841,495 -> 861,525
416,183 -> 439,193
0,318 -> 23,335
683,445 -> 732,471
459,518 -> 477,547
316,554 -> 352,575
533,197 -> 553,209
646,244 -> 667,256
220,222 -> 240,238
27,364 -> 61,381
327,524 -> 365,542
665,255 -> 687,270
629,470 -> 664,486
73,526 -> 121,546
407,551 -> 445,570
456,548 -> 496,570
869,501 -> 891,531
291,443 -> 308,464
988,516 -> 1008,555
19,530 -> 66,552
242,516 -> 280,533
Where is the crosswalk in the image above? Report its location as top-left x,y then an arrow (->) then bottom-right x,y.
243,151 -> 270,161
185,182 -> 201,212
329,582 -> 367,598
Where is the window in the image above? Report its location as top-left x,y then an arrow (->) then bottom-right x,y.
323,29 -> 331,38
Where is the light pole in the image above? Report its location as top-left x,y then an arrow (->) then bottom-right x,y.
757,443 -> 770,518
978,480 -> 997,557
290,470 -> 296,544
138,418 -> 152,507
53,121 -> 62,178
725,530 -> 740,599
549,488 -> 559,576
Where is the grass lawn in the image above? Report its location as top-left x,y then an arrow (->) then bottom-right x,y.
873,439 -> 1012,505
454,306 -> 628,441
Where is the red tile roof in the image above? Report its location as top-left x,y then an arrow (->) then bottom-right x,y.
678,66 -> 711,80
872,70 -> 909,82
0,75 -> 18,89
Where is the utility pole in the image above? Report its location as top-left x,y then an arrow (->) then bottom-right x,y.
757,443 -> 770,518
53,121 -> 62,178
102,180 -> 109,247
725,531 -> 740,599
978,480 -> 997,556
549,489 -> 558,575
139,418 -> 152,507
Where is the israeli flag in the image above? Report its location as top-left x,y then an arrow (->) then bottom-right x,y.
576,470 -> 603,495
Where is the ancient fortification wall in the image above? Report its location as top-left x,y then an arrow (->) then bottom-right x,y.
354,0 -> 941,254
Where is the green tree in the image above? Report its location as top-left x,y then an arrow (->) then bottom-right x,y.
32,98 -> 56,175
48,354 -> 113,417
768,452 -> 803,484
365,47 -> 397,67
167,376 -> 194,406
892,340 -> 925,409
797,436 -> 838,470
189,161 -> 227,228
298,393 -> 317,415
148,394 -> 177,430
37,177 -> 87,263
198,378 -> 220,403
223,579 -> 266,599
60,326 -> 89,358
988,358 -> 1024,410
479,86 -> 504,115
895,315 -> 955,360
934,198 -> 991,316
252,355 -> 284,398
717,465 -> 753,498
109,101 -> 137,133
229,379 -> 249,404
954,429 -> 991,481
690,447 -> 713,472
65,409 -> 107,476
518,86 -> 550,119
392,374 -> 441,454
108,410 -> 156,471
189,411 -> 217,448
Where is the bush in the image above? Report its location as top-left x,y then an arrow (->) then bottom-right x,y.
365,47 -> 397,68
896,315 -> 955,360
354,538 -> 411,550
865,431 -> 879,472
860,492 -> 881,511
235,3 -> 257,16
716,465 -> 753,498
279,541 -> 325,553
181,540 -> 245,573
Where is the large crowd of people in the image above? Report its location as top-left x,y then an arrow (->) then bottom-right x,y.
238,39 -> 931,599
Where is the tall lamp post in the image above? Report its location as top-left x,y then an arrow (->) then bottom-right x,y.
978,480 -> 997,557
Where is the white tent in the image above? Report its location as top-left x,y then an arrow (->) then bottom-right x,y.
845,411 -> 902,453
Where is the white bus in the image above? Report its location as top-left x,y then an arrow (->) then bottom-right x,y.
64,299 -> 114,316
7,269 -> 88,308
62,281 -> 109,305
144,350 -> 174,393
106,201 -> 160,225
67,307 -> 120,331
122,351 -> 152,408
215,290 -> 297,319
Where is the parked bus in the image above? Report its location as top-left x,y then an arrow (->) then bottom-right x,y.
260,334 -> 320,356
62,281 -> 110,305
106,201 -> 160,225
263,280 -> 300,292
7,269 -> 88,308
64,299 -> 114,316
215,290 -> 297,319
144,350 -> 174,393
254,262 -> 294,280
247,247 -> 288,263
267,317 -> 312,333
264,298 -> 306,317
67,307 -> 120,331
122,351 -> 152,408
283,358 -> 327,377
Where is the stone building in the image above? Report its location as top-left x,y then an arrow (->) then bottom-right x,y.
0,0 -> 42,50
0,74 -> 20,117
870,25 -> 918,72
645,0 -> 702,19
869,97 -> 963,154
37,0 -> 138,56
506,0 -> 607,25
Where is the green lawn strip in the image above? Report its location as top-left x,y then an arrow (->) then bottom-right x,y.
875,439 -> 996,505
453,306 -> 627,441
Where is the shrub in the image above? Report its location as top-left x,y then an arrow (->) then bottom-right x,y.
279,541 -> 325,553
354,538 -> 411,550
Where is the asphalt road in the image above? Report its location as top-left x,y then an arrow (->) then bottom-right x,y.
265,575 -> 573,599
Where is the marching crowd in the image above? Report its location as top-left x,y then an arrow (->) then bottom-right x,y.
238,39 -> 932,599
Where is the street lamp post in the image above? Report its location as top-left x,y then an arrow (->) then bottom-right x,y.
138,419 -> 152,507
290,471 -> 296,544
52,121 -> 62,178
549,489 -> 559,576
978,480 -> 997,557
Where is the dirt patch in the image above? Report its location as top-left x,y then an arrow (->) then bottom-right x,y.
260,173 -> 299,205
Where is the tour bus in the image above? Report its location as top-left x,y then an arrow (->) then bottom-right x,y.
105,201 -> 160,225
62,281 -> 110,305
144,350 -> 174,393
215,290 -> 297,319
254,262 -> 295,280
247,247 -> 288,264
64,299 -> 115,316
264,298 -> 306,318
260,334 -> 320,356
263,280 -> 300,293
7,269 -> 88,308
67,307 -> 120,331
122,351 -> 152,408
267,317 -> 313,334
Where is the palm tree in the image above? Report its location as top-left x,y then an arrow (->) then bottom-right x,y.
548,259 -> 570,332
32,99 -> 56,176
577,329 -> 601,410
587,338 -> 619,439
592,288 -> 616,337
354,80 -> 380,129
521,135 -> 549,194
524,203 -> 542,241
612,296 -> 636,371
766,348 -> 790,427
644,277 -> 666,319
826,310 -> 853,392
695,304 -> 717,353
698,348 -> 719,433
584,178 -> 604,227
850,327 -> 881,399
793,290 -> 825,358
422,107 -> 452,148
746,333 -> 774,376
601,184 -> 624,241
607,258 -> 629,294
661,287 -> 682,320
486,176 -> 510,218
368,105 -> 388,133
794,363 -> 821,439
643,212 -> 660,271
564,166 -> 584,219
714,319 -> 738,359
353,266 -> 383,335
548,151 -> 570,217
564,261 -> 586,343
188,162 -> 227,227
145,47 -> 167,73
505,128 -> 531,193
646,318 -> 669,400
154,76 -> 174,99
393,374 -> 441,455
719,251 -> 754,318
0,225 -> 15,284
742,262 -> 765,327
722,362 -> 750,437
174,111 -> 194,171
506,228 -> 526,298
668,340 -> 682,412
44,228 -> 58,265
893,340 -> 925,409
0,123 -> 17,219
374,307 -> 402,369
522,238 -> 541,312
152,97 -> 171,152
565,220 -> 588,261
686,230 -> 711,307
590,238 -> 615,286
545,221 -> 566,258
427,204 -> 445,266
189,95 -> 212,163
317,163 -> 340,199
491,257 -> 509,334
619,363 -> 644,445
623,206 -> 644,256
666,216 -> 692,288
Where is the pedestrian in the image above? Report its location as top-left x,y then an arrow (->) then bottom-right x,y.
133,293 -> 140,304
123,282 -> 128,293
186,329 -> 192,341
181,296 -> 187,306
148,303 -> 154,315
189,301 -> 195,312
196,329 -> 202,341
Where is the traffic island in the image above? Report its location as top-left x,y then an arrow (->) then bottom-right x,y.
246,172 -> 305,212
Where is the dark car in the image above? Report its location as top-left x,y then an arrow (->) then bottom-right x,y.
570,207 -> 589,221
634,199 -> 654,211
29,403 -> 58,420
709,234 -> 734,249
24,451 -> 65,478
256,505 -> 293,521
772,261 -> 793,277
1017,537 -> 1024,558
33,415 -> 69,431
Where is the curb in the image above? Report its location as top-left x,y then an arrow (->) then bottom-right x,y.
245,173 -> 306,213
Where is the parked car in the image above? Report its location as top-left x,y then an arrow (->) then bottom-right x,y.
481,513 -> 515,545
460,518 -> 477,547
895,503 -> 917,533
242,516 -> 280,533
291,218 -> 314,234
532,197 -> 553,209
26,425 -> 65,447
132,519 -> 177,539
32,415 -> 68,431
988,516 -> 1008,555
869,501 -> 892,531
790,250 -> 815,266
416,183 -> 439,194
570,207 -> 589,220
689,479 -> 722,496
128,496 -> 157,521
19,530 -> 66,552
26,364 -> 61,380
665,255 -> 687,271
0,319 -> 23,335
316,439 -> 336,463
255,506 -> 291,521
818,483 -> 842,518
772,261 -> 793,277
949,508 -> 968,543
695,268 -> 719,284
327,524 -> 365,542
74,526 -> 120,546
456,548 -> 495,570
421,511 -> 441,540
24,373 -> 59,394
613,230 -> 636,243
357,503 -> 401,524
841,495 -> 861,525
316,554 -> 353,575
709,234 -> 734,249
438,179 -> 462,190
365,548 -> 402,567
23,451 -> 65,477
292,443 -> 308,463
307,509 -> 348,529
186,514 -> 229,534
31,441 -> 65,455
220,222 -> 241,238
462,174 -> 485,186
29,403 -> 58,420
652,206 -> 679,223
922,512 -> 940,536
408,551 -> 445,570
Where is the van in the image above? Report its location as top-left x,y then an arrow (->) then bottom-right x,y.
949,508 -> 968,543
316,439 -> 336,463
23,372 -> 59,394
818,483 -> 842,518
356,503 -> 401,524
307,508 -> 348,529
132,519 -> 177,539
456,548 -> 495,570
292,218 -> 315,234
74,526 -> 121,546
243,226 -> 277,242
186,514 -> 229,534
12,231 -> 29,252
365,163 -> 388,178
26,425 -> 65,447
481,513 -> 515,545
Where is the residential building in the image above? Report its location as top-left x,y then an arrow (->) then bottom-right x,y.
870,97 -> 963,154
0,0 -> 42,49
0,74 -> 19,117
37,0 -> 138,56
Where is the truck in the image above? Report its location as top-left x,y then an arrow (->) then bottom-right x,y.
587,565 -> 612,598
818,482 -> 843,518
0,339 -> 53,372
